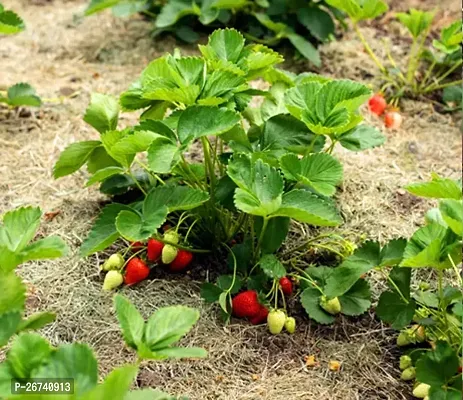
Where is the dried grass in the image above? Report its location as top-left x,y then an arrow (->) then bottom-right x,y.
1,0 -> 461,399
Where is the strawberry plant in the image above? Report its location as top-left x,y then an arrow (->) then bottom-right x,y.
84,0 -> 346,66
370,175 -> 462,399
0,206 -> 206,399
54,28 -> 384,328
328,0 -> 462,106
0,6 -> 42,109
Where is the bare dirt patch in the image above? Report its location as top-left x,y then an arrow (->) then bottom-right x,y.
1,0 -> 461,399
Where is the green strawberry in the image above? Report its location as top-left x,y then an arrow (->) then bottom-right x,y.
164,231 -> 179,244
412,383 -> 430,398
162,244 -> 178,264
267,310 -> 286,335
399,355 -> 412,370
101,253 -> 124,271
320,296 -> 341,315
397,331 -> 412,346
400,367 -> 415,381
284,317 -> 296,334
102,270 -> 123,291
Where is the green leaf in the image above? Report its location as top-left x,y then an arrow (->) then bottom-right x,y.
300,288 -> 335,324
428,387 -> 462,400
280,153 -> 343,197
287,33 -> 321,67
339,125 -> 386,151
125,388 -> 177,400
101,130 -> 135,168
85,0 -> 122,15
80,204 -> 132,256
0,273 -> 26,314
33,343 -> 98,396
339,279 -> 371,316
272,189 -> 342,226
145,185 -> 210,213
202,28 -> 245,63
177,106 -> 240,143
85,365 -> 138,400
0,206 -> 42,252
154,347 -> 207,359
200,283 -> 223,303
86,167 -> 125,187
116,208 -> 166,242
254,216 -> 289,254
405,175 -> 462,200
111,130 -> 162,158
261,114 -> 325,155
259,254 -> 286,279
227,241 -> 252,275
439,199 -> 463,236
8,333 -> 52,378
326,0 -> 388,22
144,306 -> 200,350
376,291 -> 416,329
83,93 -> 119,134
0,9 -> 25,34
216,275 -> 241,294
298,7 -> 335,42
17,312 -> 56,333
443,85 -> 463,105
0,363 -> 13,398
396,9 -> 435,39
400,224 -> 448,268
53,140 -> 101,179
87,146 -> 122,174
379,238 -> 407,266
218,292 -> 230,314
20,236 -> 68,264
0,312 -> 21,347
416,341 -> 460,387
388,266 -> 411,299
324,241 -> 380,298
114,295 -> 145,351
155,0 -> 199,28
6,83 -> 41,107
232,159 -> 284,217
147,138 -> 180,174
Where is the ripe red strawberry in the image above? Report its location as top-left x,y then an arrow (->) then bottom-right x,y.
384,111 -> 403,129
170,249 -> 193,272
279,277 -> 293,295
368,94 -> 387,115
147,239 -> 164,262
124,258 -> 150,285
249,306 -> 269,325
459,365 -> 462,374
232,290 -> 261,318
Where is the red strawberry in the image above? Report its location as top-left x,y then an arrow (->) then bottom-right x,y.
170,249 -> 193,272
384,111 -> 403,129
124,258 -> 150,285
279,277 -> 293,295
368,94 -> 387,115
147,239 -> 164,262
232,290 -> 261,318
459,365 -> 462,374
249,306 -> 269,325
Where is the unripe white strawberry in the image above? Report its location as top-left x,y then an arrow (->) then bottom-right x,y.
162,244 -> 178,264
412,383 -> 430,398
284,317 -> 296,334
320,296 -> 341,315
103,270 -> 123,291
164,231 -> 179,244
399,355 -> 412,370
267,310 -> 286,335
101,253 -> 124,271
400,367 -> 415,381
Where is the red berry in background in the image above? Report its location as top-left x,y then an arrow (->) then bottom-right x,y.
459,365 -> 462,374
147,239 -> 164,262
170,249 -> 193,272
124,258 -> 150,285
384,111 -> 403,129
368,94 -> 387,115
279,277 -> 293,295
249,306 -> 269,325
232,290 -> 261,318
131,241 -> 144,250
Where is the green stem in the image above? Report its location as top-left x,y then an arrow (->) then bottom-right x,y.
353,23 -> 386,73
223,244 -> 238,296
154,237 -> 211,253
291,265 -> 324,294
134,159 -> 165,185
420,59 -> 437,89
128,171 -> 147,196
254,217 -> 269,261
279,287 -> 286,311
184,219 -> 199,243
406,38 -> 419,84
201,136 -> 216,197
448,253 -> 463,286
381,270 -> 409,304
424,79 -> 463,93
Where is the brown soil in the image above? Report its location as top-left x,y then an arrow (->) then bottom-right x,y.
1,1 -> 461,399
